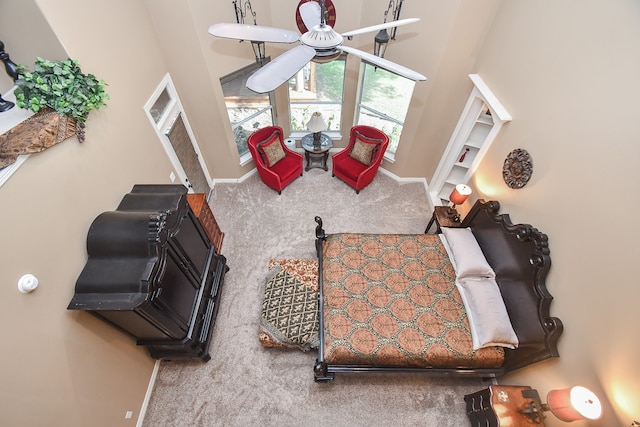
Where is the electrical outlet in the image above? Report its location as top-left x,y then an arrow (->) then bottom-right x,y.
125,411 -> 133,419
169,172 -> 176,183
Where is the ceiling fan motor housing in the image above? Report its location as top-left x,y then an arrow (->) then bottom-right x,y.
300,24 -> 344,56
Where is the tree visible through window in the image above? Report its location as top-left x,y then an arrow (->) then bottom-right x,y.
356,63 -> 415,158
289,57 -> 345,133
221,62 -> 275,161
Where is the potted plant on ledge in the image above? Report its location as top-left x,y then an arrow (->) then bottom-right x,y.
0,57 -> 108,168
15,56 -> 109,142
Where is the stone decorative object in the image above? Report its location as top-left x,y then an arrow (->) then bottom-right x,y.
0,108 -> 76,168
502,148 -> 533,189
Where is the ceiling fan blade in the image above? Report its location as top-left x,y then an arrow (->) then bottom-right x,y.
246,45 -> 317,93
299,1 -> 322,30
341,18 -> 420,38
337,45 -> 427,81
208,23 -> 299,44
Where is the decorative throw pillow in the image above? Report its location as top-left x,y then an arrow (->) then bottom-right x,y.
259,260 -> 319,351
456,277 -> 519,350
349,132 -> 382,166
257,131 -> 286,167
441,227 -> 495,279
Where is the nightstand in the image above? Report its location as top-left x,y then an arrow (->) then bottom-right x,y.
424,205 -> 463,233
464,385 -> 546,427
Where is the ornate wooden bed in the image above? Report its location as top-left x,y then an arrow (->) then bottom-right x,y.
313,199 -> 563,382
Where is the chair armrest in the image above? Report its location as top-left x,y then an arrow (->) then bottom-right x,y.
283,145 -> 303,160
355,163 -> 380,184
332,147 -> 351,161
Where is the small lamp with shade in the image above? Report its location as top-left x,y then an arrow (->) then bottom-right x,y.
447,184 -> 472,222
306,112 -> 327,149
520,386 -> 603,424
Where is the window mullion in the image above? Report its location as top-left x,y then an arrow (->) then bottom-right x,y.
231,106 -> 272,129
358,104 -> 404,126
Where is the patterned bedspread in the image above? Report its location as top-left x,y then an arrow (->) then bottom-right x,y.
322,233 -> 504,368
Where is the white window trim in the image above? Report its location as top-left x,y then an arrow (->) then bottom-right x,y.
289,130 -> 342,141
144,73 -> 214,191
355,62 -> 413,163
384,151 -> 396,163
239,151 -> 252,166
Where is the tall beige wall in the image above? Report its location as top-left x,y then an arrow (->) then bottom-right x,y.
0,0 -> 67,92
465,1 -> 640,426
143,0 -> 256,179
0,0 -> 175,425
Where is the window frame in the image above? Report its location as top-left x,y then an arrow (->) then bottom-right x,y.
288,55 -> 347,141
220,60 -> 276,165
354,61 -> 416,162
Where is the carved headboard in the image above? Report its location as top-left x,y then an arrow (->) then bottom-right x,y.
462,199 -> 563,372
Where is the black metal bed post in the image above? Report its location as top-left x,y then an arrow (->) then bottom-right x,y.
313,216 -> 334,381
0,41 -> 19,112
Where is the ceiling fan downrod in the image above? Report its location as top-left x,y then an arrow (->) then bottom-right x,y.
319,0 -> 327,27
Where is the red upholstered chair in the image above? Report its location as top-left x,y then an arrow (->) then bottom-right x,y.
331,125 -> 389,194
247,126 -> 303,194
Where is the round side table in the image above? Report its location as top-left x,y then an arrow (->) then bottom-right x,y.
301,133 -> 332,171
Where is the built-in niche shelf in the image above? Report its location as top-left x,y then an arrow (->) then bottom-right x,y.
429,74 -> 511,206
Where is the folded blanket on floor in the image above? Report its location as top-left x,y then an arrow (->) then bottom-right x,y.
259,259 -> 319,351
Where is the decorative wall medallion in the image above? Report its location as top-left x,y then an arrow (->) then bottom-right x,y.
503,148 -> 533,189
296,0 -> 336,33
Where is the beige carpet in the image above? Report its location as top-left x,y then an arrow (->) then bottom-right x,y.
142,165 -> 485,426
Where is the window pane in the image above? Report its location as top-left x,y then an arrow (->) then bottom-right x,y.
357,108 -> 404,154
150,88 -> 172,124
289,58 -> 345,132
221,64 -> 275,158
356,63 -> 415,155
228,107 -> 273,158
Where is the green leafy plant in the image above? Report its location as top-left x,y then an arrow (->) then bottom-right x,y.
14,57 -> 109,142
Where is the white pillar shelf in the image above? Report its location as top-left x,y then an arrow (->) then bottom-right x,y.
429,74 -> 511,206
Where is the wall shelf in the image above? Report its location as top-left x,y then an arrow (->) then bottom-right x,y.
429,74 -> 511,205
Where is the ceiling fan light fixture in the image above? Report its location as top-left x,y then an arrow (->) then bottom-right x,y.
300,25 -> 344,50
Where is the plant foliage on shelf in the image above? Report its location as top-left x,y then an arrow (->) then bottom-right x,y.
14,57 -> 109,142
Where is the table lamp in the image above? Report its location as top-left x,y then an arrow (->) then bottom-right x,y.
306,112 -> 327,149
449,184 -> 472,208
521,386 -> 603,424
546,386 -> 603,422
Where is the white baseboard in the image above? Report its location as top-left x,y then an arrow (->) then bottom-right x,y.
211,167 -> 435,209
378,168 -> 433,211
212,168 -> 257,187
137,360 -> 161,427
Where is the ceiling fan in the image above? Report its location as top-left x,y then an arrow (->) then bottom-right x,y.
208,0 -> 427,93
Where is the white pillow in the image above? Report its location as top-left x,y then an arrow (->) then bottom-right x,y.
441,227 -> 495,279
456,277 -> 518,350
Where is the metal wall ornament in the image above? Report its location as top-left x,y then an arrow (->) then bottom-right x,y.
502,148 -> 533,189
232,0 -> 266,64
